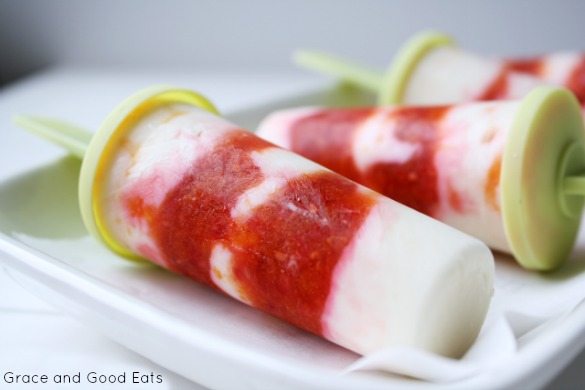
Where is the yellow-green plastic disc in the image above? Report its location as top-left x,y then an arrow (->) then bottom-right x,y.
502,86 -> 585,271
380,31 -> 454,106
79,85 -> 219,261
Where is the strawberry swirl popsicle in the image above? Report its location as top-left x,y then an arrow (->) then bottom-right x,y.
15,86 -> 495,358
391,33 -> 585,107
257,87 -> 585,271
294,32 -> 546,106
295,31 -> 585,108
395,40 -> 546,105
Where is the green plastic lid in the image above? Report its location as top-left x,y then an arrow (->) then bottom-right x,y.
380,31 -> 455,105
503,86 -> 585,270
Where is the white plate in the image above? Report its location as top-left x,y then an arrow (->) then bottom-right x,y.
2,87 -> 585,390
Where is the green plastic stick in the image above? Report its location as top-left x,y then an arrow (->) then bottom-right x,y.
564,176 -> 585,196
13,115 -> 92,159
294,50 -> 383,92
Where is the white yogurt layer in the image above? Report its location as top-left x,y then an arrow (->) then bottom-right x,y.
323,194 -> 494,357
231,147 -> 323,220
435,101 -> 516,252
405,47 -> 545,105
405,47 -> 502,105
210,243 -> 250,304
352,110 -> 419,172
537,52 -> 582,86
256,107 -> 320,149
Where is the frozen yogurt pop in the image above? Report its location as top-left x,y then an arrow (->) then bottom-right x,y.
13,86 -> 494,358
257,86 -> 585,271
295,31 -> 585,107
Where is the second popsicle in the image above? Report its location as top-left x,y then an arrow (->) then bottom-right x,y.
258,86 -> 585,271
295,31 -> 585,108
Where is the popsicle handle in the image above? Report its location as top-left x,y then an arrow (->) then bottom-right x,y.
13,115 -> 92,159
564,176 -> 585,196
294,50 -> 383,92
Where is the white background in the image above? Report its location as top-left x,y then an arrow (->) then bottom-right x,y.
2,0 -> 585,82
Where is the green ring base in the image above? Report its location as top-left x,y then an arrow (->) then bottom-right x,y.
380,31 -> 454,106
78,85 -> 219,262
502,86 -> 585,271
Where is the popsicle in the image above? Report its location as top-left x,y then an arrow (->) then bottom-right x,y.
257,86 -> 585,271
13,86 -> 494,358
295,31 -> 585,107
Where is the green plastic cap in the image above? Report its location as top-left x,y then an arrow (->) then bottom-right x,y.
78,85 -> 219,261
502,86 -> 585,271
380,31 -> 455,105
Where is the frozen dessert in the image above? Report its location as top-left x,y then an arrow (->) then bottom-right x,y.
295,31 -> 585,107
258,86 -> 585,271
14,86 -> 495,358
